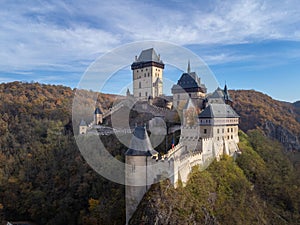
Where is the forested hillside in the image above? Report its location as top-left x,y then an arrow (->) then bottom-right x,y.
0,82 -> 125,224
0,82 -> 299,224
130,130 -> 300,225
230,90 -> 300,151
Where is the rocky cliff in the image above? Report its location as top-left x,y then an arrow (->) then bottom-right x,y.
230,90 -> 300,151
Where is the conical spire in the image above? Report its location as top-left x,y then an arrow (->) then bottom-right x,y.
224,83 -> 228,93
187,60 -> 191,73
126,88 -> 130,96
94,107 -> 102,114
125,126 -> 158,156
223,83 -> 232,103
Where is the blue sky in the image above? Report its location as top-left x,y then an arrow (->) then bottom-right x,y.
1,0 -> 300,102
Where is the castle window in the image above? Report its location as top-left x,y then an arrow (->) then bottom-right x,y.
231,135 -> 233,139
217,129 -> 219,134
148,73 -> 150,77
141,69 -> 143,72
204,129 -> 207,134
227,128 -> 230,132
139,92 -> 141,97
231,128 -> 233,132
145,92 -> 148,96
146,68 -> 148,71
222,128 -> 224,133
217,137 -> 219,141
137,70 -> 139,72
139,82 -> 141,88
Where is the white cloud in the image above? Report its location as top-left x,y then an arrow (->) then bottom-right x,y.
0,0 -> 300,76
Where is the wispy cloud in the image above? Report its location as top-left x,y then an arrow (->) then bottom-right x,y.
1,0 -> 300,78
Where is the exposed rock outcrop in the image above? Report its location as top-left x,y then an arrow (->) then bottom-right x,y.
129,180 -> 219,225
263,121 -> 300,151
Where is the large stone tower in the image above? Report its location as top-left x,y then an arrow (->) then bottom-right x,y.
131,48 -> 165,100
125,126 -> 158,224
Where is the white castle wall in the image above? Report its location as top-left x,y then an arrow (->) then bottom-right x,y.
125,156 -> 148,225
125,124 -> 240,223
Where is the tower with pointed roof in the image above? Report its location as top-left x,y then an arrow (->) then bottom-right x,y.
125,126 -> 158,224
94,107 -> 103,125
131,48 -> 165,100
79,119 -> 88,134
223,84 -> 233,106
172,62 -> 207,109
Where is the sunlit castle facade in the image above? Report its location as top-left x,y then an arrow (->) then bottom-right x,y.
131,48 -> 164,100
78,48 -> 241,224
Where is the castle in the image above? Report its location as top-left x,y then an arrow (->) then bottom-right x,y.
79,48 -> 240,224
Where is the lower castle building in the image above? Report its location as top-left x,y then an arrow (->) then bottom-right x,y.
124,87 -> 240,224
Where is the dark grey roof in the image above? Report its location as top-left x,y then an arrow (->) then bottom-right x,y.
209,87 -> 224,99
94,107 -> 102,114
198,103 -> 239,118
137,48 -> 162,63
79,119 -> 87,126
125,126 -> 158,156
172,71 -> 207,93
207,86 -> 233,104
179,73 -> 200,89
